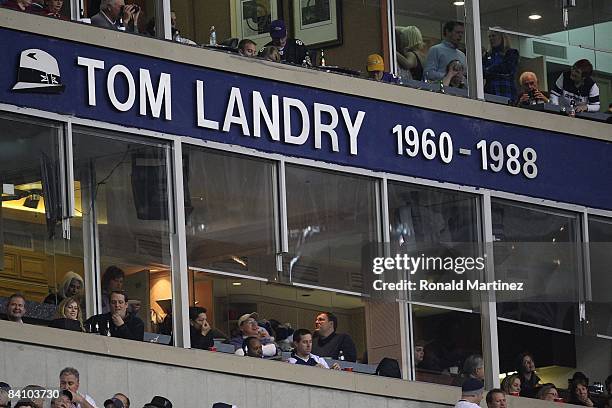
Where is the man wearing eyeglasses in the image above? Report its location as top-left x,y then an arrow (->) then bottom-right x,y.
230,312 -> 277,357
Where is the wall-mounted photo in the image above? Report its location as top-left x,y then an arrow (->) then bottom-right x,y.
292,0 -> 342,48
231,0 -> 280,44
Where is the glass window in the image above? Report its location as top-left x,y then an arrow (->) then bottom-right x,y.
84,0 -> 158,38
0,113 -> 86,329
586,216 -> 612,338
72,127 -> 172,341
183,145 -> 277,280
284,165 -> 379,293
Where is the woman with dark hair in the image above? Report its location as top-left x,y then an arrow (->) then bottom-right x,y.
483,31 -> 519,100
550,59 -> 600,112
569,379 -> 594,407
517,352 -> 541,397
101,265 -> 124,313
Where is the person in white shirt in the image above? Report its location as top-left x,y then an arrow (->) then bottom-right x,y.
59,367 -> 98,408
288,329 -> 340,369
454,378 -> 484,408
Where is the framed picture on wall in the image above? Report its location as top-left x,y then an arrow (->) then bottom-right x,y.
291,0 -> 342,48
231,0 -> 280,44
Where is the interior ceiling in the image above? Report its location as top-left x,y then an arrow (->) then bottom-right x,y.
395,0 -> 612,36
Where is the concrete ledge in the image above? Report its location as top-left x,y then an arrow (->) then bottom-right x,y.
0,10 -> 610,142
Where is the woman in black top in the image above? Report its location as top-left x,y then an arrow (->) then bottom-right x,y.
49,297 -> 84,332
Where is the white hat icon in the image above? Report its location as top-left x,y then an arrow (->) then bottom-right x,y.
13,48 -> 65,93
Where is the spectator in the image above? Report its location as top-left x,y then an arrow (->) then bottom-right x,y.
462,354 -> 485,381
517,352 -> 541,397
45,271 -> 84,305
113,393 -> 129,408
486,389 -> 507,408
59,367 -> 97,408
49,297 -> 84,332
52,389 -> 74,408
101,266 -> 124,313
14,401 -> 36,408
501,374 -> 521,396
143,396 -> 171,408
442,60 -> 466,88
1,0 -> 33,12
536,383 -> 559,401
424,21 -> 466,82
516,72 -> 549,106
85,291 -> 144,341
312,312 -> 357,362
21,386 -> 46,408
104,393 -> 129,408
366,54 -> 399,84
188,306 -> 213,350
260,46 -> 280,63
42,0 -> 67,19
4,293 -> 26,323
230,312 -> 276,357
414,341 -> 425,367
0,389 -> 9,408
550,59 -> 600,112
454,378 -> 484,408
238,39 -> 257,57
242,336 -> 263,358
170,11 -> 195,44
268,319 -> 294,352
288,329 -> 339,369
90,0 -> 140,33
261,19 -> 308,65
396,25 -> 426,81
569,379 -> 595,407
483,31 -> 519,100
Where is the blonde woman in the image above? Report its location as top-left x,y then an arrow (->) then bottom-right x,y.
396,26 -> 426,81
49,297 -> 84,332
501,374 -> 521,396
483,31 -> 519,100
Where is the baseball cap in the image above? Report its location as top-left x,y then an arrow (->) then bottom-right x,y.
270,20 -> 287,39
144,396 -> 172,408
367,54 -> 384,72
103,397 -> 124,408
238,312 -> 258,327
462,378 -> 484,395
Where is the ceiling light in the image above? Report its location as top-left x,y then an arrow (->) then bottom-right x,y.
453,1 -> 465,5
232,282 -> 242,286
528,14 -> 542,20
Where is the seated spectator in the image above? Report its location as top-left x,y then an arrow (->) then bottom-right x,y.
454,378 -> 484,408
238,39 -> 257,57
262,19 -> 309,65
536,383 -> 559,401
260,46 -> 280,63
550,59 -> 600,112
483,31 -> 519,100
516,72 -> 549,106
486,389 -> 507,408
395,25 -> 426,81
85,291 -> 145,341
14,400 -> 36,408
462,354 -> 485,381
501,374 -> 521,396
288,329 -> 339,369
101,266 -> 124,313
143,396 -> 171,408
1,0 -> 33,11
21,386 -> 46,408
366,54 -> 399,84
49,297 -> 84,332
312,312 -> 357,362
52,389 -> 74,408
230,312 -> 276,357
59,367 -> 96,408
442,60 -> 466,88
188,306 -> 213,350
90,0 -> 139,33
569,379 -> 595,407
269,319 -> 294,352
41,0 -> 67,19
517,352 -> 540,397
414,341 -> 425,367
4,293 -> 26,323
0,389 -> 8,408
104,393 -> 129,408
424,21 -> 466,82
242,336 -> 263,358
45,271 -> 84,305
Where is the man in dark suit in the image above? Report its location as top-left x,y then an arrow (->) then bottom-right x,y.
90,0 -> 139,33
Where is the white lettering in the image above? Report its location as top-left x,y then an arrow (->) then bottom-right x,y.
341,107 -> 365,155
77,57 -> 104,106
314,103 -> 339,152
223,87 -> 250,136
139,69 -> 172,120
196,80 -> 219,130
107,64 -> 136,112
283,97 -> 310,146
253,91 -> 280,141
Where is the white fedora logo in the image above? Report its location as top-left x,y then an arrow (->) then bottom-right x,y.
13,48 -> 65,93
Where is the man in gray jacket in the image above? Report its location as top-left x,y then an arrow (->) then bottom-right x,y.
91,0 -> 139,33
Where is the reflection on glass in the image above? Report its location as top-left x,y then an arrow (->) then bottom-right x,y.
183,146 -> 276,279
0,113 -> 85,327
285,165 -> 378,294
412,304 -> 482,386
72,127 -> 172,339
492,199 -> 580,330
586,217 -> 612,337
387,182 -> 481,309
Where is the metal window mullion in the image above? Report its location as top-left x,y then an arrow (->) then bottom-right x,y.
387,0 -> 398,75
70,0 -> 82,21
80,160 -> 101,317
155,0 -> 172,40
465,0 -> 485,100
277,160 -> 289,280
170,139 -> 190,348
